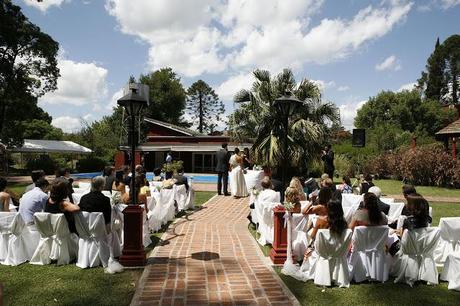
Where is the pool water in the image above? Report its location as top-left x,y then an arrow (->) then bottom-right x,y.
71,172 -> 217,184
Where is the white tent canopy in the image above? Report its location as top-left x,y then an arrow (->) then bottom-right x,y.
10,139 -> 92,154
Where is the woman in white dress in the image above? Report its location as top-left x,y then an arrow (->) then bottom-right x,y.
230,154 -> 248,198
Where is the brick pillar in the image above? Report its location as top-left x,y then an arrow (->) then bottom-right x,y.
135,151 -> 141,166
114,151 -> 125,169
269,206 -> 290,264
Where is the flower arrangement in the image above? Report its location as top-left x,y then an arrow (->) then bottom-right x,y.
252,187 -> 260,197
155,185 -> 162,192
253,164 -> 262,171
111,192 -> 122,205
283,201 -> 296,211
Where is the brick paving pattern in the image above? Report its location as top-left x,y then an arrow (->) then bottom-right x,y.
131,195 -> 297,306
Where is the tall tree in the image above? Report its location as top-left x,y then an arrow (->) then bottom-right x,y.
138,68 -> 187,126
186,80 -> 225,134
229,69 -> 339,170
0,0 -> 60,145
418,35 -> 460,105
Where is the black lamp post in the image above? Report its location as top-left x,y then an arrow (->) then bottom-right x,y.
118,84 -> 148,267
273,94 -> 303,201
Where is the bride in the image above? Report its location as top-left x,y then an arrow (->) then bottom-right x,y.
230,154 -> 248,198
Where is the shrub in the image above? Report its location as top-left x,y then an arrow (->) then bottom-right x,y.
76,157 -> 107,173
333,154 -> 352,178
26,155 -> 56,174
162,160 -> 184,174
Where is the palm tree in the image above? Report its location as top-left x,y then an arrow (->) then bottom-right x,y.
229,68 -> 339,173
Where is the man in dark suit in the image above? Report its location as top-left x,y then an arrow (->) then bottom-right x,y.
79,176 -> 111,225
321,144 -> 335,179
215,143 -> 230,196
174,167 -> 189,191
368,186 -> 390,215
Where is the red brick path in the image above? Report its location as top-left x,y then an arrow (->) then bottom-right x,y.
131,195 -> 298,306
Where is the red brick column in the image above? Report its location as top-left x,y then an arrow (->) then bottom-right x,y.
269,206 -> 289,264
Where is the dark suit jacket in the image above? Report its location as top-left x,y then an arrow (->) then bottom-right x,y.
174,174 -> 189,191
215,148 -> 230,172
321,150 -> 335,172
358,198 -> 391,215
104,175 -> 115,192
79,191 -> 111,224
271,178 -> 283,193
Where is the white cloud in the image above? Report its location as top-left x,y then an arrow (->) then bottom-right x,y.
22,0 -> 67,12
106,0 -> 412,77
108,88 -> 124,110
398,82 -> 417,92
51,116 -> 82,133
39,58 -> 108,107
216,73 -> 255,101
375,55 -> 402,71
440,0 -> 460,8
337,85 -> 350,91
312,80 -> 336,92
339,100 -> 367,130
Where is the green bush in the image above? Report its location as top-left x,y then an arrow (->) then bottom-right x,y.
162,160 -> 184,174
26,155 -> 56,174
76,157 -> 107,173
333,154 -> 352,178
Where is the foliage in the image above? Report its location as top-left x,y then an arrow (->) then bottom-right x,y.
25,154 -> 57,174
162,160 -> 184,174
333,154 -> 352,178
418,35 -> 460,105
76,156 -> 107,173
67,107 -> 124,163
0,0 -> 60,146
139,68 -> 188,126
186,80 -> 225,134
229,69 -> 339,174
355,90 -> 457,137
21,119 -> 64,140
367,144 -> 459,187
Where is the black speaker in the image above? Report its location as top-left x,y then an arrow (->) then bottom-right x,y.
352,129 -> 365,147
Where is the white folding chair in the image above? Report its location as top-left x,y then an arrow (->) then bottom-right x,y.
349,225 -> 390,283
256,201 -> 278,245
434,217 -> 460,266
72,193 -> 85,205
0,212 -> 17,264
380,198 -> 395,205
311,229 -> 353,287
392,227 -> 440,286
30,213 -> 78,266
244,170 -> 265,194
75,212 -> 110,268
440,253 -> 460,291
342,194 -> 362,223
148,188 -> 175,232
174,184 -> 188,211
387,202 -> 405,224
77,182 -> 91,190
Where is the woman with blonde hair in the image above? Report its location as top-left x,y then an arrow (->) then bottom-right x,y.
289,177 -> 306,201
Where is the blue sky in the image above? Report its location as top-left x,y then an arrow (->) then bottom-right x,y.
14,0 -> 460,132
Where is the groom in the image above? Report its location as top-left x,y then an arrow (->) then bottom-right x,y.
216,143 -> 230,196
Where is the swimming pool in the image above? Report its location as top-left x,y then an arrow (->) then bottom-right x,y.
71,172 -> 217,184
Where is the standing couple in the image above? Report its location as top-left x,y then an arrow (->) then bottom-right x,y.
216,143 -> 248,198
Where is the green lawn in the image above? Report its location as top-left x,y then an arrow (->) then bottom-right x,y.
373,179 -> 460,198
0,190 -> 215,306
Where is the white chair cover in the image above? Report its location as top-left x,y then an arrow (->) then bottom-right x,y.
230,166 -> 248,197
30,213 -> 78,266
342,194 -> 362,223
0,212 -> 16,263
75,212 -> 110,268
392,227 -> 440,286
77,182 -> 91,190
102,191 -> 112,197
349,225 -> 390,283
254,190 -> 280,228
148,188 -> 176,232
72,192 -> 86,205
9,198 -> 18,212
244,170 -> 264,193
380,198 -> 395,205
440,253 -> 460,291
387,202 -> 405,224
434,217 -> 460,266
256,201 -> 278,245
174,184 -> 188,211
281,212 -> 308,281
111,204 -> 124,258
301,229 -> 353,287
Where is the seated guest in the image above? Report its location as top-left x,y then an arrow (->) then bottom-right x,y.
152,167 -> 163,182
350,192 -> 388,229
401,184 -> 417,215
290,177 -> 307,201
320,175 -> 336,192
103,166 -> 115,192
174,167 -> 189,191
302,186 -> 332,216
401,193 -> 431,231
305,193 -> 348,259
139,174 -> 151,197
359,174 -> 374,195
162,170 -> 175,189
125,176 -> 148,210
0,177 -> 11,212
79,176 -> 111,225
45,181 -> 80,234
284,186 -> 302,213
263,166 -> 283,193
367,186 -> 390,215
122,165 -> 131,186
25,170 -> 46,193
53,168 -> 74,202
19,178 -> 49,225
339,176 -> 353,194
113,170 -> 126,191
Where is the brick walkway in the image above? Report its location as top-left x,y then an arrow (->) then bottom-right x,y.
131,195 -> 298,306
